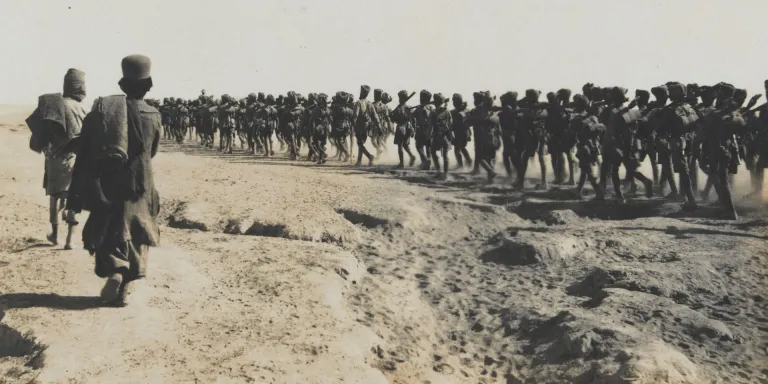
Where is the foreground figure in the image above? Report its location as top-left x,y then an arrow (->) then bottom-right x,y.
26,69 -> 88,249
68,54 -> 162,306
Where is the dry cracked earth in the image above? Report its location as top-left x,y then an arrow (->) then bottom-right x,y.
1,107 -> 767,384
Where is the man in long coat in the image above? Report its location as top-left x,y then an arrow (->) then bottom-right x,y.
68,54 -> 162,306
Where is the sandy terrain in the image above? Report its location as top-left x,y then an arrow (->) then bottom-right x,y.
0,106 -> 766,384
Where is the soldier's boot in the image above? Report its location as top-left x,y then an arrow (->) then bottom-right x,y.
480,160 -> 496,182
611,170 -> 626,203
566,155 -> 576,186
405,146 -> 416,167
455,150 -> 464,169
537,153 -> 548,190
441,150 -> 450,178
632,170 -> 653,199
431,152 -> 441,174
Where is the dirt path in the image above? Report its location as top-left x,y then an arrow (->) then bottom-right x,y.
1,121 -> 767,383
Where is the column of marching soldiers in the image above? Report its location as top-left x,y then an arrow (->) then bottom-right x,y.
147,81 -> 768,220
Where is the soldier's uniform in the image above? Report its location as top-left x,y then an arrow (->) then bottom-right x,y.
450,94 -> 472,169
280,92 -> 304,160
498,92 -> 519,181
430,93 -> 453,176
259,94 -> 278,157
517,89 -> 549,189
310,93 -> 333,164
464,91 -> 500,182
598,87 -> 653,202
330,92 -> 352,162
391,90 -> 416,168
570,94 -> 605,199
412,90 -> 435,169
352,85 -> 376,166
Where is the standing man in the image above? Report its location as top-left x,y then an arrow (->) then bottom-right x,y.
391,90 -> 417,168
67,54 -> 162,306
430,93 -> 453,178
352,85 -> 376,166
450,93 -> 472,169
26,68 -> 88,249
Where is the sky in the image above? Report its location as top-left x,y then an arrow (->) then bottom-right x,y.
1,0 -> 766,107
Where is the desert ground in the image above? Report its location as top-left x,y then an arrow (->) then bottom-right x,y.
0,105 -> 766,384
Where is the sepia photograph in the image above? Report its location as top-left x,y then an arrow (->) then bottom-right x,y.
0,0 -> 766,383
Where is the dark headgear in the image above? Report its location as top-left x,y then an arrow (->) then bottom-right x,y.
266,94 -> 275,105
63,68 -> 86,102
397,90 -> 409,101
666,82 -> 686,102
452,93 -> 463,102
420,90 -> 432,104
557,89 -> 572,102
360,85 -> 371,96
121,54 -> 152,80
374,88 -> 383,98
381,92 -> 392,104
317,93 -> 328,103
500,91 -> 518,106
651,85 -> 669,99
573,94 -> 589,108
258,92 -> 265,102
433,93 -> 445,105
610,87 -> 629,103
733,88 -> 747,104
525,89 -> 541,101
635,89 -> 650,102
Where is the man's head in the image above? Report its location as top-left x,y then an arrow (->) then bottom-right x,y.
635,89 -> 650,106
524,89 -> 541,103
317,93 -> 328,105
452,93 -> 465,110
500,91 -> 518,107
373,88 -> 383,102
63,68 -> 86,102
733,88 -> 747,107
420,90 -> 432,106
573,94 -> 589,110
119,54 -> 153,99
610,87 -> 629,105
557,89 -> 572,104
433,93 -> 446,107
258,92 -> 265,102
582,83 -> 595,99
715,82 -> 735,108
381,92 -> 392,104
398,90 -> 409,105
699,86 -> 715,106
360,85 -> 371,100
472,92 -> 483,108
651,85 -> 669,103
546,92 -> 557,104
266,94 -> 275,105
667,82 -> 686,103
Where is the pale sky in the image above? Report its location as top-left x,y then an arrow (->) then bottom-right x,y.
1,0 -> 766,106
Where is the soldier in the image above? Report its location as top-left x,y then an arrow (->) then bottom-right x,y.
175,99 -> 190,144
26,68 -> 87,249
352,85 -> 376,166
450,93 -> 472,169
692,83 -> 741,219
390,90 -> 417,168
464,91 -> 499,182
498,91 -> 519,180
412,90 -> 435,169
370,88 -> 386,159
648,85 -> 677,196
517,89 -> 549,189
665,82 -> 698,208
568,94 -> 604,199
281,92 -> 304,160
627,89 -> 652,194
547,90 -> 575,185
217,94 -> 237,153
598,86 -> 653,202
330,92 -> 351,162
430,93 -> 453,178
67,54 -> 162,306
259,94 -> 278,157
748,80 -> 768,198
310,93 -> 333,164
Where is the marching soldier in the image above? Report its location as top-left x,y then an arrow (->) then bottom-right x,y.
450,93 -> 472,169
430,93 -> 453,178
352,85 -> 376,166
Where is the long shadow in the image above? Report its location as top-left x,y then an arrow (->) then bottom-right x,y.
614,226 -> 768,240
0,293 -> 105,311
11,243 -> 54,253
